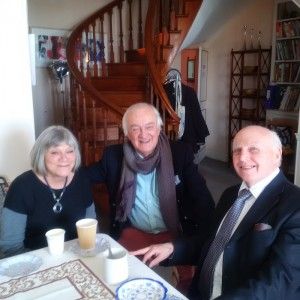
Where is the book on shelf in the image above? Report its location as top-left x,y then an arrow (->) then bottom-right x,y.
294,64 -> 300,82
295,20 -> 300,36
276,39 -> 300,61
276,21 -> 283,38
283,21 -> 296,37
274,62 -> 300,82
268,85 -> 286,109
294,92 -> 300,111
279,86 -> 300,111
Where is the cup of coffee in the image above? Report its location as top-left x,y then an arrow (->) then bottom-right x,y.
45,228 -> 65,255
76,218 -> 98,250
103,247 -> 128,285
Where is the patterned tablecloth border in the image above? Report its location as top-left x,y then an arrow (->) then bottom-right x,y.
0,259 -> 114,299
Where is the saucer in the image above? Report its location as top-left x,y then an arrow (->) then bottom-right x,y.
0,254 -> 43,278
69,236 -> 108,257
116,277 -> 168,300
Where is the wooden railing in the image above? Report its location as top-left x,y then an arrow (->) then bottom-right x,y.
66,0 -> 202,164
67,0 -> 146,164
145,0 -> 180,138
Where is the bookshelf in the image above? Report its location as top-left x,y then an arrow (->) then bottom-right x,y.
228,48 -> 271,162
268,0 -> 300,181
270,0 -> 300,111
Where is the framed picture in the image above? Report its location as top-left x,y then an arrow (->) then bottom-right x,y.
199,48 -> 208,102
30,28 -> 70,67
187,58 -> 195,81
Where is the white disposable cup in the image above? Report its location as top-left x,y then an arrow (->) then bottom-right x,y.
103,248 -> 128,285
76,218 -> 98,250
45,228 -> 65,255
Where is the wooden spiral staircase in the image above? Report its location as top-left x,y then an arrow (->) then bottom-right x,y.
66,0 -> 202,166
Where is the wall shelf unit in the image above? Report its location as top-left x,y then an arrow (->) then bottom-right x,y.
228,48 -> 271,162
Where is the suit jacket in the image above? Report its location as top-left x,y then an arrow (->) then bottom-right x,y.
170,171 -> 300,300
86,141 -> 214,240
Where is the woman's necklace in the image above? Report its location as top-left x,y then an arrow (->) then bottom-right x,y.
44,176 -> 68,214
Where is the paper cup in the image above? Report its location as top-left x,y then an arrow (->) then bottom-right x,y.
45,228 -> 65,255
76,218 -> 98,250
103,248 -> 128,285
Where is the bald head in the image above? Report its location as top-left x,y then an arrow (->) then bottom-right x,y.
232,125 -> 282,187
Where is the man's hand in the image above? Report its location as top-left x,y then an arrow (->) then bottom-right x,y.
130,242 -> 174,268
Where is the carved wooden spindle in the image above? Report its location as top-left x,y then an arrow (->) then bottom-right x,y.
169,0 -> 176,31
108,9 -> 114,63
103,108 -> 108,146
159,0 -> 163,34
128,0 -> 133,50
118,2 -> 124,63
82,92 -> 88,164
99,14 -> 106,77
179,0 -> 185,15
92,21 -> 98,77
92,100 -> 97,162
138,0 -> 143,48
84,28 -> 91,78
74,81 -> 81,134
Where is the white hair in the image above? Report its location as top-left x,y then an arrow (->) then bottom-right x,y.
122,102 -> 163,136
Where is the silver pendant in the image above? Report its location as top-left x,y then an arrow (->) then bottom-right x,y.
53,201 -> 63,213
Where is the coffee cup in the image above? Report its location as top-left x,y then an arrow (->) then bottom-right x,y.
76,218 -> 98,250
103,247 -> 128,285
45,228 -> 65,255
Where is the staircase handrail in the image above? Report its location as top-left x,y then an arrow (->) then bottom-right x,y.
66,0 -> 125,117
144,0 -> 180,125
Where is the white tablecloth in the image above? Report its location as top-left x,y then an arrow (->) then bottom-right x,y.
0,234 -> 188,299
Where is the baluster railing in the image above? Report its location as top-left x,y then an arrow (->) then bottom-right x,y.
128,0 -> 134,50
67,0 -> 203,163
138,0 -> 143,48
144,0 -> 180,138
118,2 -> 125,62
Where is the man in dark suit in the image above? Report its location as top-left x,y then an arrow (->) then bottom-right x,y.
87,102 -> 214,244
132,125 -> 300,300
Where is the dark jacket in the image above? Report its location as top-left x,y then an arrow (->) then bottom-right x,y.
170,171 -> 300,300
86,141 -> 214,240
164,82 -> 209,150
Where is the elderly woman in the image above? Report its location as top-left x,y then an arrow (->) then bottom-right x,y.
0,126 -> 96,257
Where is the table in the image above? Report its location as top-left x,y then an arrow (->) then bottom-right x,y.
0,234 -> 188,299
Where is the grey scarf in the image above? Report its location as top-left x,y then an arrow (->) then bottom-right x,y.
116,132 -> 180,236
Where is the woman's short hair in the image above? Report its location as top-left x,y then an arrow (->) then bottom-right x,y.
122,102 -> 163,136
30,125 -> 81,175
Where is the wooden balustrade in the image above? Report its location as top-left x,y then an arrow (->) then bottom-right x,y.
66,0 -> 202,165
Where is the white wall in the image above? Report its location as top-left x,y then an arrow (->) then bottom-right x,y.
27,0 -> 112,30
202,0 -> 274,161
27,0 -> 113,137
0,0 -> 35,181
27,0 -> 148,136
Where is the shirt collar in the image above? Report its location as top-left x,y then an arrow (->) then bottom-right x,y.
239,168 -> 280,199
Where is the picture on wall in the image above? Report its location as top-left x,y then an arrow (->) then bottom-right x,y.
31,28 -> 70,67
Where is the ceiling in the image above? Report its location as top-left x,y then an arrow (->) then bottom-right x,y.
182,0 -> 300,49
181,0 -> 252,49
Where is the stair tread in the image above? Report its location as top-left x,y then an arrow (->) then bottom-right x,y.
106,61 -> 145,64
100,90 -> 145,94
176,14 -> 188,18
162,45 -> 173,49
92,75 -> 145,79
169,30 -> 181,34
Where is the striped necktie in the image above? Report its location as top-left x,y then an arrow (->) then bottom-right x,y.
199,189 -> 252,299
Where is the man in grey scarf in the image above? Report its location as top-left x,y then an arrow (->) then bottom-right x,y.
87,102 -> 214,245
